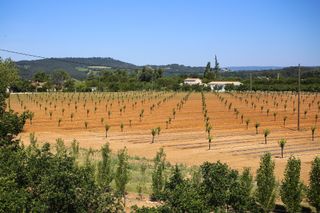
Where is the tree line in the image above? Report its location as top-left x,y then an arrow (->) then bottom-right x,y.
3,57 -> 320,93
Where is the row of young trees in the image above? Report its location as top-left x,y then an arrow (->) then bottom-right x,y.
215,91 -> 319,142
139,149 -> 320,213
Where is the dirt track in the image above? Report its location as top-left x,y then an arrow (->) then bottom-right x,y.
10,91 -> 320,183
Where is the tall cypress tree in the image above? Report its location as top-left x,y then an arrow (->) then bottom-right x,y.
280,156 -> 303,213
151,148 -> 166,200
115,147 -> 129,206
214,55 -> 220,79
256,153 -> 277,212
308,156 -> 320,212
97,143 -> 113,189
204,62 -> 211,78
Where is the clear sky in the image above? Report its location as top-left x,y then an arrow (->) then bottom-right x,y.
1,0 -> 319,67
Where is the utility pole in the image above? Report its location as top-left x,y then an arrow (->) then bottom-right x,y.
250,73 -> 252,91
297,64 -> 301,131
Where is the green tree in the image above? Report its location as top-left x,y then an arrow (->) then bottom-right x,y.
255,122 -> 260,134
204,62 -> 211,78
263,128 -> 270,144
161,164 -> 207,212
279,138 -> 286,158
137,160 -> 147,199
70,139 -> 79,159
308,156 -> 320,212
200,161 -> 238,210
165,164 -> 184,193
229,168 -> 255,212
120,122 -> 124,132
283,115 -> 288,127
33,71 -> 49,82
97,143 -> 113,189
105,124 -> 111,138
165,180 -> 208,212
0,58 -> 18,114
151,148 -> 166,200
51,70 -> 70,91
245,118 -> 250,129
151,128 -> 157,143
115,147 -> 129,206
280,155 -> 303,213
213,55 -> 220,79
255,153 -> 277,213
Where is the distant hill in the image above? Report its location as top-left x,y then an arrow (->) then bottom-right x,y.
17,57 -> 138,80
227,66 -> 282,71
222,66 -> 320,79
16,58 -> 207,79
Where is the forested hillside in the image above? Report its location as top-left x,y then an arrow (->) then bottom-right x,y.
17,57 -> 138,80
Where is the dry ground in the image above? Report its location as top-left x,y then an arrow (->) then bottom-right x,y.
9,91 -> 320,185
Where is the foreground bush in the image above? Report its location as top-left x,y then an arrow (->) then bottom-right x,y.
0,138 -> 123,212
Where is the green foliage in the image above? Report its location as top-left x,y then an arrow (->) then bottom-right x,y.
0,58 -> 19,113
160,164 -> 208,212
0,139 -> 123,212
97,143 -> 113,189
0,176 -> 27,212
278,138 -> 287,158
223,66 -> 320,92
256,153 -> 277,212
164,164 -> 184,193
0,110 -> 30,142
0,145 -> 27,212
151,148 -> 166,200
229,168 -> 256,212
308,156 -> 320,212
104,123 -> 111,138
137,159 -> 148,199
33,71 -> 49,82
280,156 -> 303,213
165,180 -> 208,212
138,66 -> 163,82
203,62 -> 211,78
0,59 -> 31,145
263,128 -> 270,144
200,161 -> 238,210
70,139 -> 79,159
115,147 -> 130,200
55,138 -> 67,157
51,70 -> 71,90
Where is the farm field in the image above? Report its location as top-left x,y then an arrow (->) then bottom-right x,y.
9,91 -> 320,183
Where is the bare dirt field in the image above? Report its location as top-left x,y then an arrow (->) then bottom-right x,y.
9,91 -> 320,184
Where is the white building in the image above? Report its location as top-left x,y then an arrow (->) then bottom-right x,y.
183,78 -> 202,85
208,81 -> 242,92
90,87 -> 97,92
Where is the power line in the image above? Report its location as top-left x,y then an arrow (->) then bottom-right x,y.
0,48 -> 109,68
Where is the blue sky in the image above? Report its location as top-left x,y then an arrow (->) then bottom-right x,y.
1,0 -> 319,66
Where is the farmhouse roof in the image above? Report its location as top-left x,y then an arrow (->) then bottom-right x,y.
208,81 -> 242,85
